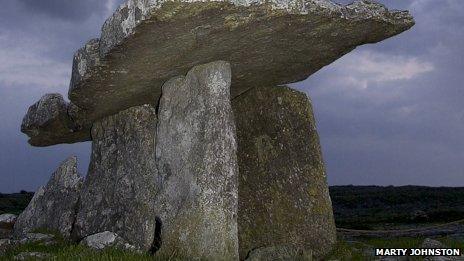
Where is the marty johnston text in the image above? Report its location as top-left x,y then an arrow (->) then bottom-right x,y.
376,248 -> 461,257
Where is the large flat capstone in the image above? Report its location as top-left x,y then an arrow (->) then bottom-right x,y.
232,85 -> 336,258
73,105 -> 158,250
22,0 -> 414,146
154,61 -> 239,259
13,157 -> 83,238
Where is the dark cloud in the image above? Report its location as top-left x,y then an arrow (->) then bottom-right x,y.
16,0 -> 107,21
0,0 -> 462,192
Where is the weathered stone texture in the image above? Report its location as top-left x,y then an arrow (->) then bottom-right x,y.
154,61 -> 238,260
13,157 -> 83,238
73,105 -> 158,251
245,245 -> 313,261
62,0 -> 414,145
21,94 -> 90,146
80,231 -> 139,251
232,85 -> 336,258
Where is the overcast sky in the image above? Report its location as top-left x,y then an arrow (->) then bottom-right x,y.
0,0 -> 462,193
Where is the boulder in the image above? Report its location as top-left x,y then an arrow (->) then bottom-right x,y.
14,252 -> 52,261
18,233 -> 55,245
421,238 -> 447,249
73,105 -> 158,251
21,94 -> 90,146
154,61 -> 238,259
13,157 -> 83,238
0,214 -> 17,229
245,245 -> 313,261
80,231 -> 138,251
22,0 -> 414,147
232,85 -> 336,258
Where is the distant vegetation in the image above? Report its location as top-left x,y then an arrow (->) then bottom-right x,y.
0,191 -> 33,215
330,186 -> 464,230
3,186 -> 464,230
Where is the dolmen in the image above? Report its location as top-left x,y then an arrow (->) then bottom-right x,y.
18,0 -> 414,259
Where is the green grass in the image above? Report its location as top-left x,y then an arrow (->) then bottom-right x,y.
1,236 -> 463,260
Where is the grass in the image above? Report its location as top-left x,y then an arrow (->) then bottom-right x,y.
2,236 -> 462,260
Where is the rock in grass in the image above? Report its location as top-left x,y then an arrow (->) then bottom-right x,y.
80,231 -> 138,252
154,61 -> 238,259
14,252 -> 52,260
13,157 -> 83,238
0,214 -> 17,230
232,85 -> 336,258
245,245 -> 313,261
18,233 -> 55,245
73,105 -> 158,251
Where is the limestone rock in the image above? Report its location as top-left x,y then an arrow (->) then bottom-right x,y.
14,252 -> 52,261
18,233 -> 55,245
21,94 -> 90,146
154,61 -> 238,259
0,214 -> 17,230
232,85 -> 336,258
80,231 -> 138,251
421,238 -> 447,249
245,245 -> 313,261
60,0 -> 414,146
13,157 -> 83,238
73,105 -> 158,251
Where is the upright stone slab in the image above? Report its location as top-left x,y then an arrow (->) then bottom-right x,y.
73,105 -> 158,250
232,85 -> 336,259
13,157 -> 83,238
155,61 -> 238,259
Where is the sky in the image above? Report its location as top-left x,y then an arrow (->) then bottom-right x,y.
0,0 -> 462,193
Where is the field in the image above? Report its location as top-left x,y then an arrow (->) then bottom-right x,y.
1,186 -> 464,260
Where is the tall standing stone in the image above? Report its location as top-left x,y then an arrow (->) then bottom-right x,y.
232,85 -> 336,259
154,61 -> 238,260
13,157 -> 83,238
73,105 -> 158,250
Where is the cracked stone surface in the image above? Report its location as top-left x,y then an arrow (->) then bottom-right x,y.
73,105 -> 158,251
13,157 -> 83,238
154,61 -> 238,260
21,94 -> 90,147
22,0 -> 414,147
232,85 -> 336,259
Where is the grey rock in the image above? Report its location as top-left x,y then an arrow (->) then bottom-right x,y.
421,238 -> 447,248
73,105 -> 158,251
154,61 -> 238,259
80,231 -> 138,251
18,233 -> 55,245
21,94 -> 90,146
232,85 -> 336,259
58,0 -> 414,148
421,238 -> 464,261
14,252 -> 52,260
245,245 -> 313,261
0,239 -> 15,253
0,214 -> 17,230
69,39 -> 101,93
13,157 -> 83,238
